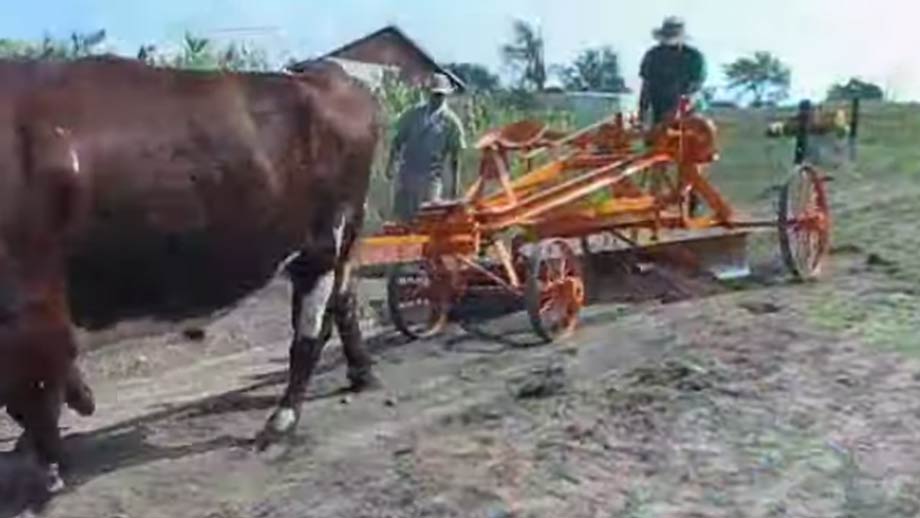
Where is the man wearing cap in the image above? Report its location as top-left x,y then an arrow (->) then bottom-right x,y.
639,16 -> 706,126
386,73 -> 467,222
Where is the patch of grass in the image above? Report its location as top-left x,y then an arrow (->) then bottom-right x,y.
618,487 -> 654,518
808,290 -> 870,332
807,286 -> 920,355
785,101 -> 920,355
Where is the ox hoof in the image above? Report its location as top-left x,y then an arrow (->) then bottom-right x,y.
46,464 -> 65,494
256,407 -> 298,451
270,407 -> 298,434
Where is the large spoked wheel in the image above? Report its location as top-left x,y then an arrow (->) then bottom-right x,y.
387,260 -> 451,340
778,164 -> 831,280
526,239 -> 585,343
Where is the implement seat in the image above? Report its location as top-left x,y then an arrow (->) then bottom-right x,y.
476,120 -> 554,151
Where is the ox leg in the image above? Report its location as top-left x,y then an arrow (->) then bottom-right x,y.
331,206 -> 378,391
7,383 -> 66,492
263,217 -> 345,439
331,261 -> 379,393
268,266 -> 336,435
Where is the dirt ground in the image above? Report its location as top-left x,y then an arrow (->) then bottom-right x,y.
4,104 -> 920,518
2,248 -> 919,518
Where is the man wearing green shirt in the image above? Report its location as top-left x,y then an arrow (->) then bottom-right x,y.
386,73 -> 466,222
639,17 -> 706,125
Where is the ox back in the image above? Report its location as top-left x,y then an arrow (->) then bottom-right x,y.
0,56 -> 380,330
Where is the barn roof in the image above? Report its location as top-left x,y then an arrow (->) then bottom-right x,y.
288,25 -> 466,92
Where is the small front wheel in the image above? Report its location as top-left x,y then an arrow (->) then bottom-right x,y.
387,260 -> 451,340
526,239 -> 585,343
777,164 -> 831,280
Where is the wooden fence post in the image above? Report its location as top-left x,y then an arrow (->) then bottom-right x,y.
794,99 -> 812,165
849,96 -> 861,161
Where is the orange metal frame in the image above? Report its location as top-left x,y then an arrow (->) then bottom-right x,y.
355,98 -> 780,295
356,97 -> 832,314
356,95 -> 829,340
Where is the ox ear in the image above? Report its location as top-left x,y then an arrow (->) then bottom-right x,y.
20,125 -> 87,236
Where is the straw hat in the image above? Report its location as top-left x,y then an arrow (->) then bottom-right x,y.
653,16 -> 687,44
429,73 -> 455,95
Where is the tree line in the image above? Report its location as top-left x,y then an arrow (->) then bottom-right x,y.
0,29 -> 271,71
0,24 -> 886,106
447,19 -> 885,106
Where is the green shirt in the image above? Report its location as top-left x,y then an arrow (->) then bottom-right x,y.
391,101 -> 466,190
640,43 -> 706,120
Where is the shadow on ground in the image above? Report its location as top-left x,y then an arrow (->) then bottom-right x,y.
52,330 -> 413,494
44,249 -> 811,500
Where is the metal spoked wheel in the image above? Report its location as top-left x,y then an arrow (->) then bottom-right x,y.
526,239 -> 585,343
386,260 -> 451,340
777,164 -> 831,280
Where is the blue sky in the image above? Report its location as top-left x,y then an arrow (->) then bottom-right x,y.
3,0 -> 919,102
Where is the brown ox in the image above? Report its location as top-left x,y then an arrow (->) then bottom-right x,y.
0,56 -> 380,488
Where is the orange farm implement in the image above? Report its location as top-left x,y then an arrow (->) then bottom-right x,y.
355,98 -> 832,342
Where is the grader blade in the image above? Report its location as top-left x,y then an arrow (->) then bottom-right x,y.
584,229 -> 751,281
659,231 -> 750,281
670,230 -> 751,280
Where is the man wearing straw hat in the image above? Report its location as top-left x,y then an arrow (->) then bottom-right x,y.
638,16 -> 707,126
386,73 -> 466,222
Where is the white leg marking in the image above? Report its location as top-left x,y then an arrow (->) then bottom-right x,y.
270,407 -> 298,434
52,126 -> 80,177
276,251 -> 301,277
47,463 -> 65,493
68,147 -> 80,176
297,271 -> 335,339
289,212 -> 347,339
339,262 -> 352,296
332,212 -> 347,257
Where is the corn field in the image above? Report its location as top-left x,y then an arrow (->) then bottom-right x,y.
365,72 -> 577,231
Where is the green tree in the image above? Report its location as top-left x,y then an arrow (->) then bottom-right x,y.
500,19 -> 547,91
70,29 -> 107,56
138,32 -> 269,71
172,32 -> 217,70
724,51 -> 791,107
0,29 -> 107,59
136,44 -> 157,63
217,42 -> 270,71
442,62 -> 500,92
374,70 -> 424,126
0,39 -> 39,58
826,78 -> 884,101
557,46 -> 626,92
701,86 -> 717,104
